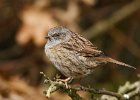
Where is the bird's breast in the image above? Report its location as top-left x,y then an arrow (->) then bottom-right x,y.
45,44 -> 87,77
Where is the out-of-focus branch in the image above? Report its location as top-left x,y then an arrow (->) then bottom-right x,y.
101,76 -> 140,100
41,72 -> 140,100
110,27 -> 140,59
118,80 -> 140,99
84,0 -> 140,39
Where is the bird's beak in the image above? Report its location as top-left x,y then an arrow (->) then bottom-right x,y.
45,36 -> 50,39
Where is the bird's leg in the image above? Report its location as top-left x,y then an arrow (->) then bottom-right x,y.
56,77 -> 73,88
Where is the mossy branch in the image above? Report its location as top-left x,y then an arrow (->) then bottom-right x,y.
41,72 -> 140,100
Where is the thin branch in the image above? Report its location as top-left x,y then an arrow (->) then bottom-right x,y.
110,27 -> 140,59
78,86 -> 123,99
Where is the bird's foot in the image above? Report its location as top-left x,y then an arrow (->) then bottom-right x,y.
56,77 -> 73,88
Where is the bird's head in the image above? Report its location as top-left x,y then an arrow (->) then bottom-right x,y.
45,26 -> 72,48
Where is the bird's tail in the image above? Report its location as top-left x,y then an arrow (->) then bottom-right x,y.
96,57 -> 136,69
106,57 -> 136,69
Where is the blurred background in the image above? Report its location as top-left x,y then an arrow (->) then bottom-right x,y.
0,0 -> 140,99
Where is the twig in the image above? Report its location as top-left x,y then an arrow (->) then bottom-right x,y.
41,72 -> 82,100
78,86 -> 123,99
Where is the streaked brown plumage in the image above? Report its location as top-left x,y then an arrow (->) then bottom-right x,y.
45,26 -> 135,78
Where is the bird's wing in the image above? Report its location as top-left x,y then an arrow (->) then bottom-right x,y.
61,33 -> 136,69
77,45 -> 104,57
62,33 -> 104,58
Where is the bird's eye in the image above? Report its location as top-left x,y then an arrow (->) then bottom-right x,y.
53,33 -> 60,37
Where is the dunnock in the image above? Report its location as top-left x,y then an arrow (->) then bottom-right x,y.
45,26 -> 135,78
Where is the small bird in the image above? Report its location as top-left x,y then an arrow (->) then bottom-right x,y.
45,26 -> 135,79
